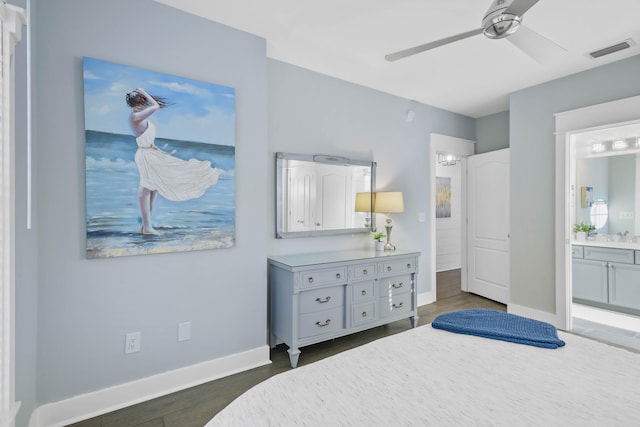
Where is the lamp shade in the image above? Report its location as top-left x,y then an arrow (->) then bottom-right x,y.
374,192 -> 404,213
354,192 -> 373,212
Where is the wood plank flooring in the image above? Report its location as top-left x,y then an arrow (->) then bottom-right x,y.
69,275 -> 501,427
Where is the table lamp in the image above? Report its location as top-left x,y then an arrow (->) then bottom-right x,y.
374,191 -> 404,251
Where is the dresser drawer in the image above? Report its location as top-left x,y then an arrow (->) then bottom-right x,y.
378,274 -> 412,296
584,246 -> 634,264
381,259 -> 415,277
299,286 -> 344,314
378,292 -> 412,319
351,302 -> 377,327
352,281 -> 375,302
350,262 -> 377,281
300,267 -> 347,287
299,307 -> 343,338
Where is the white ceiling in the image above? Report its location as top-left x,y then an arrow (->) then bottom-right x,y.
155,0 -> 640,118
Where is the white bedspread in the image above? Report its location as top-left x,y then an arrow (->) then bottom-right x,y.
207,325 -> 640,426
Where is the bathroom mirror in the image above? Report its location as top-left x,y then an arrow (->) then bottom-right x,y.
574,122 -> 640,236
276,152 -> 376,238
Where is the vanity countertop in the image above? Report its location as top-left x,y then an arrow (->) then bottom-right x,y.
573,239 -> 640,251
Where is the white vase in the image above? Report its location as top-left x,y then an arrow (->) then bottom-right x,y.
375,241 -> 385,251
576,231 -> 587,240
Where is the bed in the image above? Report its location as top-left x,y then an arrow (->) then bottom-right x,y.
206,313 -> 640,426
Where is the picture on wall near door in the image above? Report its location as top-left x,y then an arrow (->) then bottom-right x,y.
82,57 -> 236,258
436,176 -> 452,218
581,186 -> 593,208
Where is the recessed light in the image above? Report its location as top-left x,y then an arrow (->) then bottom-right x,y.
592,142 -> 606,153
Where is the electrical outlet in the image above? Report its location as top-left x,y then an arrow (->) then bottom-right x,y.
178,321 -> 191,342
125,332 -> 141,354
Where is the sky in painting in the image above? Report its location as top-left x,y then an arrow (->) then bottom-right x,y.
82,57 -> 235,146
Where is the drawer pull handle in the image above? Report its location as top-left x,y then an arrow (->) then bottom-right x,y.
316,296 -> 331,304
308,277 -> 314,283
361,290 -> 367,296
316,319 -> 331,327
361,311 -> 367,318
407,263 -> 411,269
392,302 -> 404,309
387,266 -> 392,272
363,269 -> 368,275
336,273 -> 341,279
392,282 -> 403,289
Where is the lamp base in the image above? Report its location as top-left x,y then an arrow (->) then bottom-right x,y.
384,223 -> 396,251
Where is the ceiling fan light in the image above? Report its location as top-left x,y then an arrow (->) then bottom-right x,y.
483,14 -> 521,39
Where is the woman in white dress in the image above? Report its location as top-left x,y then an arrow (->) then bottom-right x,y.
126,88 -> 221,234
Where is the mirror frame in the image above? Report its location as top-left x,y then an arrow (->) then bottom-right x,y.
275,152 -> 376,239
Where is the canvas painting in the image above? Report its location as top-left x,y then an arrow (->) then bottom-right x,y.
436,177 -> 452,218
83,57 -> 235,258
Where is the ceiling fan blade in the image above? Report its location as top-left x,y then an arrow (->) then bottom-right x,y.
504,0 -> 540,17
507,24 -> 566,64
385,28 -> 483,62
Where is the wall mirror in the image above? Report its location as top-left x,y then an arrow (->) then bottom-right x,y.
573,121 -> 640,237
276,152 -> 376,238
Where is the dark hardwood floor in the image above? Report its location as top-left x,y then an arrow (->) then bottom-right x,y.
69,272 -> 502,427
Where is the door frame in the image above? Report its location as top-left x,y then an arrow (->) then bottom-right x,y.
554,95 -> 640,330
429,134 -> 475,302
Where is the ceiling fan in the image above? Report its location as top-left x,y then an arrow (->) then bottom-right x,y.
385,0 -> 565,63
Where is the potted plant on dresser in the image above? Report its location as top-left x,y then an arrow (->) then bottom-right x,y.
371,231 -> 386,251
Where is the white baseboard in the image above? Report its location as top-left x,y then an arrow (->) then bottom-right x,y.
418,290 -> 435,308
508,304 -> 560,328
30,345 -> 270,427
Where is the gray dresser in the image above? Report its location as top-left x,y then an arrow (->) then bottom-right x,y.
269,249 -> 420,367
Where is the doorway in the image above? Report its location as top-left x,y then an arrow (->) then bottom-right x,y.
429,134 -> 475,303
555,94 -> 640,334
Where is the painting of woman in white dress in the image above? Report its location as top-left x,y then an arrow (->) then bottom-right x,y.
83,57 -> 235,258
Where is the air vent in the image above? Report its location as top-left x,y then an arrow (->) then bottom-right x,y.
588,39 -> 636,59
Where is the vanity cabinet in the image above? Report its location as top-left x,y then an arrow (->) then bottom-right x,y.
269,249 -> 420,368
572,245 -> 640,315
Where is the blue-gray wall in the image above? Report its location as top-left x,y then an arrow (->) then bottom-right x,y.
510,54 -> 640,314
16,0 -> 268,423
476,110 -> 509,153
266,59 -> 476,296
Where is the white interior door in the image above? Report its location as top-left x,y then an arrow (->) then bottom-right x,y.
467,148 -> 510,304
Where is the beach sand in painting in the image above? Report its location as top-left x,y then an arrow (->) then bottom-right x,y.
87,226 -> 235,259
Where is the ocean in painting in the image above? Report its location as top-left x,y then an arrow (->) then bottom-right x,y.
85,130 -> 235,258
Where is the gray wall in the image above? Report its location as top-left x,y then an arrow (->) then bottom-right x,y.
476,110 -> 509,153
266,59 -> 476,297
510,54 -> 640,313
17,0 -> 268,417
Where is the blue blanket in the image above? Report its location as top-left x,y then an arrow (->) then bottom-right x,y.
432,309 -> 566,349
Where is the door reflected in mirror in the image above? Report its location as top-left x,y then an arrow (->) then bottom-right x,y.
276,153 -> 376,238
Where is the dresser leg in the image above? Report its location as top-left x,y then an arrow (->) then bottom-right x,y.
410,315 -> 419,328
287,347 -> 301,368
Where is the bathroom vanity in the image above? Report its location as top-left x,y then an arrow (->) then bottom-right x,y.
572,239 -> 640,316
